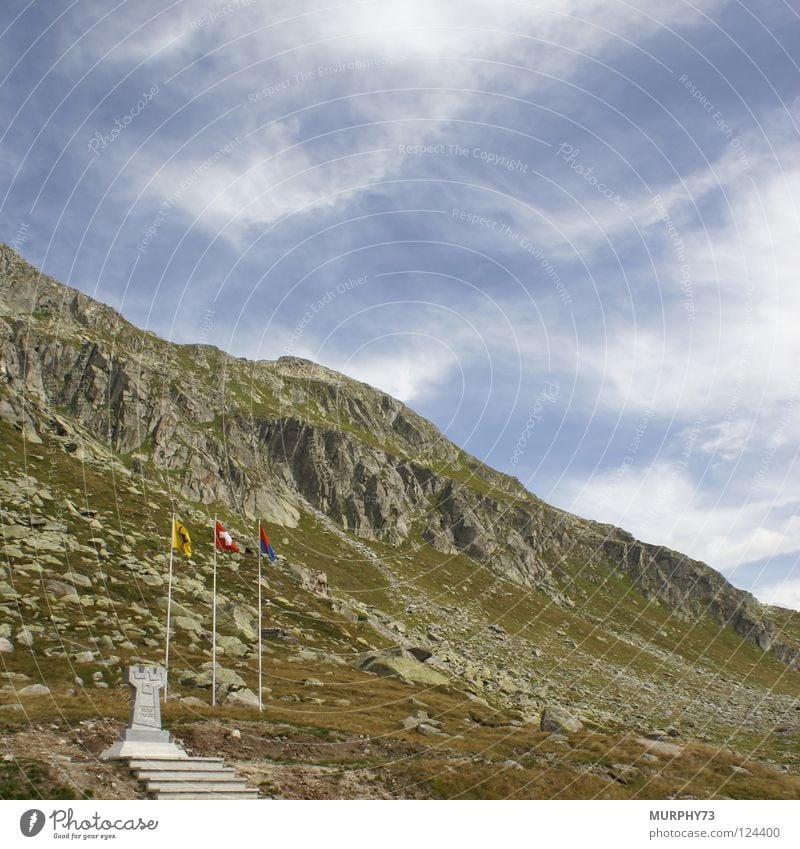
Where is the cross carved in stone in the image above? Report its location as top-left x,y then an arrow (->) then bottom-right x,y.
126,665 -> 166,731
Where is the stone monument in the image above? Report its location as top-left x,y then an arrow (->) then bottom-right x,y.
101,665 -> 187,760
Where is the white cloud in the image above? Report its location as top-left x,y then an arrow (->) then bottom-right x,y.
753,578 -> 800,612
331,342 -> 459,403
560,460 -> 800,573
86,0 -> 731,239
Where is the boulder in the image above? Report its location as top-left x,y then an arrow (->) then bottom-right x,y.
45,579 -> 79,601
15,629 -> 34,648
330,599 -> 359,622
18,684 -> 51,697
0,581 -> 20,600
0,638 -> 13,653
540,705 -> 583,734
217,602 -> 257,640
63,571 -> 92,588
174,616 -> 204,633
417,722 -> 446,736
288,564 -> 331,597
217,636 -> 249,658
636,737 -> 683,757
73,651 -> 96,663
179,665 -> 247,693
225,688 -> 260,709
358,649 -> 449,687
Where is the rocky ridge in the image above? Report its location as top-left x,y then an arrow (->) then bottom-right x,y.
1,242 -> 799,795
0,241 -> 796,670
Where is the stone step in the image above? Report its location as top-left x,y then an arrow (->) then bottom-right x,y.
124,754 -> 257,800
128,757 -> 224,771
154,790 -> 259,800
135,769 -> 237,782
145,780 -> 251,793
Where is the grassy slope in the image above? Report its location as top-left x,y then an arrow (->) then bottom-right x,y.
2,414 -> 799,800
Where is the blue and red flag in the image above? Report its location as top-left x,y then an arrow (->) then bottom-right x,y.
259,525 -> 277,562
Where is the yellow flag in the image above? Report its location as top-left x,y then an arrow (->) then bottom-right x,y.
172,519 -> 192,557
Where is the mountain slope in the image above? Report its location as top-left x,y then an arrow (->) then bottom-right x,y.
1,242 -> 796,666
1,241 -> 799,798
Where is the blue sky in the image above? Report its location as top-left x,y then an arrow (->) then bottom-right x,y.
2,0 -> 800,609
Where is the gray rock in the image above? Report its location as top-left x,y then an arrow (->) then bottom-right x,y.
174,616 -> 203,633
179,664 -> 247,693
417,722 -> 446,736
18,684 -> 51,697
636,737 -> 683,757
45,579 -> 79,600
645,729 -> 668,740
73,651 -> 96,663
358,649 -> 449,687
540,706 -> 584,734
225,688 -> 259,709
63,571 -> 92,588
0,399 -> 20,423
217,636 -> 249,658
15,629 -> 34,648
0,638 -> 13,653
0,581 -> 20,600
216,603 -> 257,640
296,649 -> 319,661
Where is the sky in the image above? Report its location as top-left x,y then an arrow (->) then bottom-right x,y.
1,0 -> 799,609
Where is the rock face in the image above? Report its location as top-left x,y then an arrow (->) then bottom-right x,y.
0,240 -> 797,671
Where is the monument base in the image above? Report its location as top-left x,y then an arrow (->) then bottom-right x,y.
100,739 -> 187,760
100,722 -> 188,761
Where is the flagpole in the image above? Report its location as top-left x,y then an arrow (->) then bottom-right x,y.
164,512 -> 175,703
257,520 -> 263,712
212,515 -> 217,707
